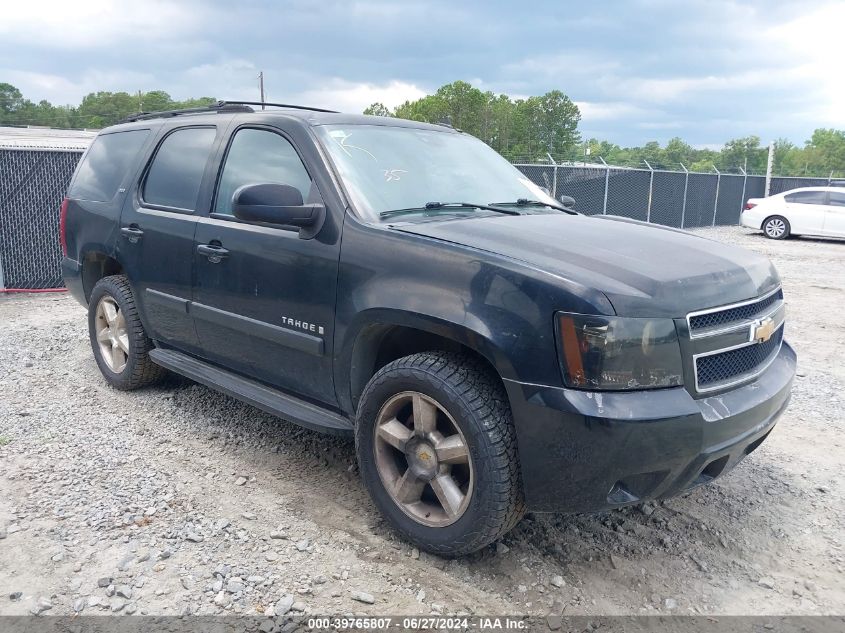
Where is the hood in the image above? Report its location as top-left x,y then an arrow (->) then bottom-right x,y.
394,214 -> 780,318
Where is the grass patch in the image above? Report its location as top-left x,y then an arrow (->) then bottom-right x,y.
0,435 -> 11,446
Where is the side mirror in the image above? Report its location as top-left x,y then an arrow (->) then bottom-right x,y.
232,183 -> 324,238
559,195 -> 576,209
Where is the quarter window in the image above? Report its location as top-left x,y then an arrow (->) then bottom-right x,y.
143,127 -> 216,211
69,129 -> 149,202
784,191 -> 827,205
214,128 -> 312,215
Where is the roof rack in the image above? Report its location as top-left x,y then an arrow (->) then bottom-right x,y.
119,100 -> 338,124
219,100 -> 338,113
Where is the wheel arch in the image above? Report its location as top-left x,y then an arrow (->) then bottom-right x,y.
81,250 -> 124,303
344,310 -> 511,413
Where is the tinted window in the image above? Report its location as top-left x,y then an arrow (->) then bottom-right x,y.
314,124 -> 558,221
143,127 -> 216,211
784,191 -> 827,205
215,128 -> 311,215
69,130 -> 149,202
828,191 -> 845,207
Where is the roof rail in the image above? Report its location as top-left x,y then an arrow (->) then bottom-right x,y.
119,101 -> 252,124
218,100 -> 339,113
118,100 -> 338,124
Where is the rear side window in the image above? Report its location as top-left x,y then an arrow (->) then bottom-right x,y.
784,191 -> 827,205
69,129 -> 149,202
214,128 -> 312,215
143,127 -> 216,211
829,191 -> 845,207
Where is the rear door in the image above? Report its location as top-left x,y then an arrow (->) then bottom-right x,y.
191,124 -> 341,404
824,190 -> 845,237
119,124 -> 222,353
783,190 -> 827,234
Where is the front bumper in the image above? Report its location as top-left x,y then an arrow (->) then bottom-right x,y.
504,342 -> 796,512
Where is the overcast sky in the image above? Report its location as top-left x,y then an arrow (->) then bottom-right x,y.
1,0 -> 842,147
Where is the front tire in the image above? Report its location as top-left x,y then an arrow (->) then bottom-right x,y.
88,275 -> 166,390
763,215 -> 790,239
355,352 -> 524,555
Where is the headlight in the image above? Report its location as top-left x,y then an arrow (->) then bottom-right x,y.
556,312 -> 684,390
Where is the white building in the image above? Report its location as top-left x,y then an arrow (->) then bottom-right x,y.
0,126 -> 97,151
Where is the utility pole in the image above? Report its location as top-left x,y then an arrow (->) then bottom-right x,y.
765,141 -> 774,197
137,90 -> 143,112
643,160 -> 654,223
258,72 -> 265,110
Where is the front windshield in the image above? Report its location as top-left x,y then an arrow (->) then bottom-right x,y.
315,123 -> 557,221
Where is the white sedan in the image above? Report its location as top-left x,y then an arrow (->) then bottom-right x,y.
741,186 -> 845,239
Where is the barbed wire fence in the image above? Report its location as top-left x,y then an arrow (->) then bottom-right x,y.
0,146 -> 841,291
514,160 -> 833,228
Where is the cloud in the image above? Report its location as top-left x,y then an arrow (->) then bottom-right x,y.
575,101 -> 651,121
764,3 -> 845,125
1,68 -> 156,106
1,0 -> 842,146
0,0 -> 213,49
293,79 -> 427,112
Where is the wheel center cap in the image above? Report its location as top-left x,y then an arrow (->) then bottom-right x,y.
406,439 -> 438,479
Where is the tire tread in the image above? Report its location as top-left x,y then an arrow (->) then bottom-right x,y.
356,351 -> 525,555
89,274 -> 167,390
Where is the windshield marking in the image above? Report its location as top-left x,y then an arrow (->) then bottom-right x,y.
329,129 -> 377,161
384,169 -> 407,181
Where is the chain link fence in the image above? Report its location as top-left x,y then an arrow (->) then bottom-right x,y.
513,163 -> 831,228
769,176 -> 834,195
0,148 -> 81,290
0,147 -> 840,291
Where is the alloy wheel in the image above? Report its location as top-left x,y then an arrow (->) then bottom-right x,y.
95,296 -> 129,373
373,391 -> 474,527
765,218 -> 786,238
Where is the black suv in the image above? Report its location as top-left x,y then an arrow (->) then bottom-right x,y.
61,101 -> 795,555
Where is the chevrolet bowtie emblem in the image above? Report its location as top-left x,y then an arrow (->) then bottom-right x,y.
751,317 -> 776,343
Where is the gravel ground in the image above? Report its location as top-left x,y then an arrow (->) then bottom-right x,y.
0,225 -> 843,619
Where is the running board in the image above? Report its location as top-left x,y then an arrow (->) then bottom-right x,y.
149,348 -> 353,436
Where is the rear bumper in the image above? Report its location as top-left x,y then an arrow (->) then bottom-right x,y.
61,256 -> 86,306
504,342 -> 796,512
740,211 -> 760,230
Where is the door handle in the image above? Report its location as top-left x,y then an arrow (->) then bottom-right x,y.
120,226 -> 144,243
197,243 -> 229,263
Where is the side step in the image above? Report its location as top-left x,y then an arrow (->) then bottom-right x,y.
149,348 -> 353,436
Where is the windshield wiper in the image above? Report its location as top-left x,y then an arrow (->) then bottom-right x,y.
490,198 -> 577,215
379,201 -> 521,220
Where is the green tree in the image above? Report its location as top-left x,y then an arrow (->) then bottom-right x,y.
175,96 -> 216,109
718,136 -> 766,172
140,90 -> 172,112
0,83 -> 26,118
804,128 -> 845,176
363,102 -> 392,117
390,81 -> 580,161
662,137 -> 694,168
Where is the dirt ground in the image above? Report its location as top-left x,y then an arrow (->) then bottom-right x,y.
0,225 -> 843,619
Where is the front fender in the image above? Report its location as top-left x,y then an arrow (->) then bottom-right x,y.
338,307 -> 513,412
333,217 -> 613,413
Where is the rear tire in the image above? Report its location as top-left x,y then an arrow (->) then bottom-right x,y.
762,215 -> 790,239
355,351 -> 525,556
88,275 -> 167,390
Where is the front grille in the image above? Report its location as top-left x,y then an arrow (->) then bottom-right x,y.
696,326 -> 784,388
689,288 -> 783,333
